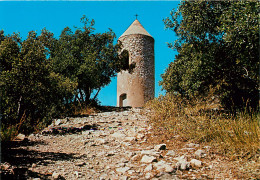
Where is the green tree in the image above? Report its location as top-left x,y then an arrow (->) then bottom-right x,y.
0,31 -> 76,137
49,16 -> 126,105
161,0 -> 259,111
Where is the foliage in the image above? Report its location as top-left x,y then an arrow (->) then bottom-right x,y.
161,0 -> 259,111
146,94 -> 260,160
0,30 -> 76,138
44,16 -> 126,106
0,124 -> 17,141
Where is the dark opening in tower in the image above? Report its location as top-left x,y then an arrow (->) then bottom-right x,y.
120,49 -> 130,70
119,93 -> 127,107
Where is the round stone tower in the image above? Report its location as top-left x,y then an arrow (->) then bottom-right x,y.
117,19 -> 155,107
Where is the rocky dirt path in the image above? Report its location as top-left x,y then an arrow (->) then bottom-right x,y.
1,108 -> 258,179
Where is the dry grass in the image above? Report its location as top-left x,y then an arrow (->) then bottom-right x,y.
146,93 -> 260,160
72,105 -> 97,116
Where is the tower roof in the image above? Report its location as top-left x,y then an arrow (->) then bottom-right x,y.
119,19 -> 153,39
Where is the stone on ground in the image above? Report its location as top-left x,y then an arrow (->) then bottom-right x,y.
154,144 -> 167,151
140,155 -> 157,163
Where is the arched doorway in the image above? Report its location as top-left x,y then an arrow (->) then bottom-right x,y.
119,93 -> 127,107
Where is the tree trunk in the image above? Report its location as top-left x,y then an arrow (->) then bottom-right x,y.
84,88 -> 91,104
17,96 -> 22,117
93,88 -> 101,101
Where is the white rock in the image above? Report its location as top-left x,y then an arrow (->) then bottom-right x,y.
28,134 -> 35,141
99,174 -> 108,180
127,131 -> 137,137
141,150 -> 159,156
15,133 -> 25,141
75,171 -> 79,178
138,128 -> 146,133
140,155 -> 157,163
82,131 -> 91,135
75,162 -> 86,166
145,172 -> 153,179
201,174 -> 208,178
137,133 -> 145,139
203,146 -> 211,150
2,164 -> 10,170
121,175 -> 128,180
176,158 -> 190,170
174,155 -> 187,161
195,149 -> 206,158
140,139 -> 147,143
164,165 -> 174,173
116,167 -> 130,174
181,148 -> 195,151
124,137 -> 136,142
121,142 -> 131,146
95,138 -> 107,145
144,164 -> 153,172
131,154 -> 141,161
190,159 -> 202,167
116,163 -> 126,167
154,160 -> 174,173
52,172 -> 61,179
128,170 -> 135,175
111,132 -> 126,139
125,151 -> 135,158
31,163 -> 37,168
54,119 -> 62,126
154,144 -> 167,151
166,150 -> 176,156
186,143 -> 199,148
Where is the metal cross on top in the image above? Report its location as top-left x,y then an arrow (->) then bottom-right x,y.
135,14 -> 138,20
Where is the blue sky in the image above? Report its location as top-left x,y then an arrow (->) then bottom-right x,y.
0,1 -> 180,106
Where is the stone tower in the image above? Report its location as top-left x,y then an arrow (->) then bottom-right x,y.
117,19 -> 155,107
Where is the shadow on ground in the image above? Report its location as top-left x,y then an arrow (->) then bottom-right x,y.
68,106 -> 132,118
97,106 -> 132,113
42,123 -> 99,135
1,140 -> 78,179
